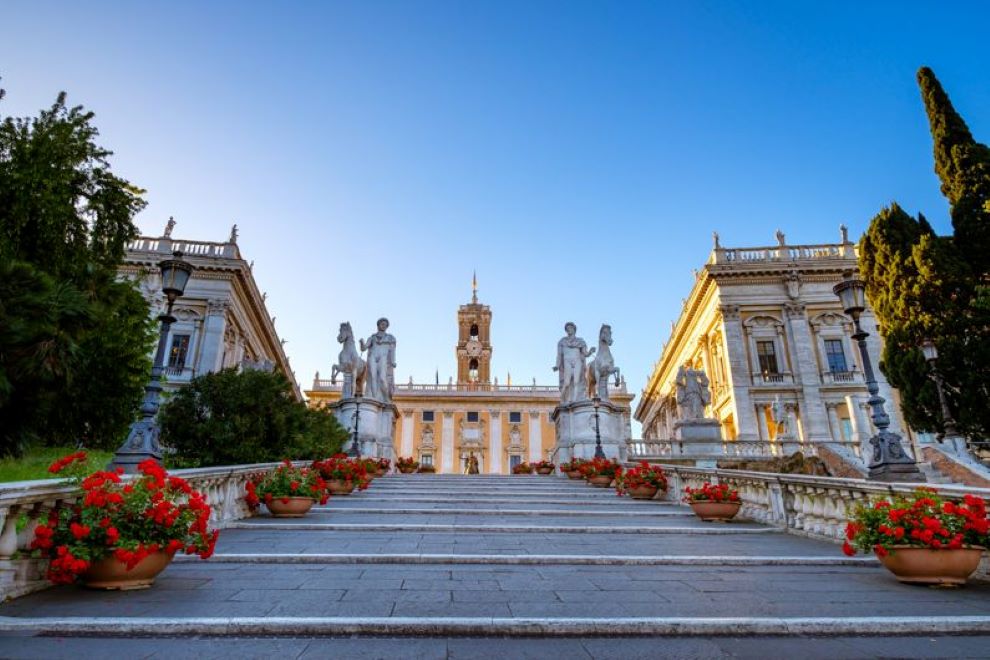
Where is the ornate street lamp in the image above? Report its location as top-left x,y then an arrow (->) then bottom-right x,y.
111,251 -> 193,473
592,395 -> 606,460
920,339 -> 966,453
348,399 -> 362,458
833,272 -> 922,481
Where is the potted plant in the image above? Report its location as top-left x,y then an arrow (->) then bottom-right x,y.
361,458 -> 380,483
246,461 -> 330,517
396,457 -> 419,474
842,487 -> 989,585
580,458 -> 622,487
31,452 -> 218,590
312,455 -> 369,495
417,463 -> 436,473
684,482 -> 741,521
374,457 -> 391,477
560,459 -> 587,480
617,462 -> 667,499
512,462 -> 535,475
534,460 -> 556,475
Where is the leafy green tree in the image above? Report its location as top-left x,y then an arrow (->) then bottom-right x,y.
159,369 -> 349,467
0,87 -> 154,456
858,69 -> 990,440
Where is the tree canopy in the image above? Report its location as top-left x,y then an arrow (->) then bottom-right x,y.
0,87 -> 154,456
858,69 -> 990,441
159,368 -> 349,467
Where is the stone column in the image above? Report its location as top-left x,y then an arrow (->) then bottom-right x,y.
441,412 -> 454,474
490,411 -> 502,474
719,306 -> 759,440
197,299 -> 229,374
784,303 -> 831,443
400,411 -> 414,457
825,403 -> 843,444
528,411 -> 542,463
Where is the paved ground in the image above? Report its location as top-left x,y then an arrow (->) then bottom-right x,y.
1,474 -> 988,658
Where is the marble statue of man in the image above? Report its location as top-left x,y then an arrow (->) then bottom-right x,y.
771,395 -> 790,436
360,317 -> 396,403
554,322 -> 595,405
675,365 -> 711,420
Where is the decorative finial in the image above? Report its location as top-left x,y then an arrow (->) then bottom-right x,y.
163,216 -> 176,238
229,224 -> 239,244
472,270 -> 478,304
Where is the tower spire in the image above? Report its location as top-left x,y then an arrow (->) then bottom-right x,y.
472,270 -> 478,304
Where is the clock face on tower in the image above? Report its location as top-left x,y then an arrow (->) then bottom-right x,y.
466,339 -> 483,357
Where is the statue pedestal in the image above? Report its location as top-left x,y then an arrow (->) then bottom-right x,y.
329,397 -> 398,459
552,400 -> 627,463
673,418 -> 723,467
776,433 -> 802,457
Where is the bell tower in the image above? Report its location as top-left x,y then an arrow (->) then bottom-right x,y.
456,273 -> 493,385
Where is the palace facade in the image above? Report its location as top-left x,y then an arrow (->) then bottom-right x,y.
306,285 -> 634,474
120,223 -> 301,400
634,229 -> 911,462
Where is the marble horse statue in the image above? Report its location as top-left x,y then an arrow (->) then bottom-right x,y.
587,324 -> 620,400
331,322 -> 366,398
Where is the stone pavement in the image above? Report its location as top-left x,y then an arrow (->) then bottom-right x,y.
1,474 -> 988,658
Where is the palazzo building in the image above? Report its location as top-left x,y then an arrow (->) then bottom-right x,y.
634,229 -> 910,461
119,222 -> 301,400
306,284 -> 634,474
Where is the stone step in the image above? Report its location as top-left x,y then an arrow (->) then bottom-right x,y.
310,507 -> 691,517
174,553 -> 877,567
329,496 -> 668,506
228,521 -> 777,534
362,489 -> 622,497
2,615 -> 988,637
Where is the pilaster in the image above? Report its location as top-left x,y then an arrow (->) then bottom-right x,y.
490,412 -> 503,474
719,306 -> 759,440
783,303 -> 831,443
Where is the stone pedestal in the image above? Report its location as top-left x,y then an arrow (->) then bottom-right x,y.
552,400 -> 627,463
673,418 -> 723,468
329,397 -> 399,459
775,433 -> 802,457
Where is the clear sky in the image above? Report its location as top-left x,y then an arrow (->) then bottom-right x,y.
2,1 -> 988,430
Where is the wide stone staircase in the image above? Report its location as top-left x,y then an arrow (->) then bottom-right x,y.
1,474 -> 989,658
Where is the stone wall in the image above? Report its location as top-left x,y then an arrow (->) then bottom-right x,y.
921,446 -> 990,488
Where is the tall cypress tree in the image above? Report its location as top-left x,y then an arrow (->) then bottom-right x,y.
917,67 -> 990,275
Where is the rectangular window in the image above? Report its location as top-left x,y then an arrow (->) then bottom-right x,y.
466,411 -> 479,423
824,339 -> 848,373
422,411 -> 434,422
509,412 -> 522,424
509,455 -> 522,470
421,453 -> 433,466
841,418 -> 854,442
168,334 -> 190,369
756,341 -> 779,375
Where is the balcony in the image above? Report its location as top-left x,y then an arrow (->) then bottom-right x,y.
750,371 -> 793,385
821,370 -> 860,385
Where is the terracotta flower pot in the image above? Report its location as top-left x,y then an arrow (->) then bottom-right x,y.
878,546 -> 985,586
418,465 -> 436,473
376,469 -> 387,477
626,484 -> 660,500
82,551 -> 172,590
689,500 -> 741,522
328,480 -> 356,495
398,466 -> 417,474
566,470 -> 584,480
266,496 -> 315,518
588,475 -> 613,488
536,468 -> 554,475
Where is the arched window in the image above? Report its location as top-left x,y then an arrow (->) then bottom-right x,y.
470,324 -> 479,339
469,358 -> 479,382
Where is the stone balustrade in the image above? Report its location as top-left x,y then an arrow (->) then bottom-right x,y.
628,438 -> 863,463
653,464 -> 990,579
127,237 -> 239,259
710,242 -> 856,265
310,380 -> 630,396
0,462 -> 283,601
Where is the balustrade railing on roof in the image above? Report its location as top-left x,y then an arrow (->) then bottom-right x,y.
711,243 -> 855,265
309,380 -> 630,396
127,237 -> 238,259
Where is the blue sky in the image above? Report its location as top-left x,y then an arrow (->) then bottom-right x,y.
2,1 -> 988,425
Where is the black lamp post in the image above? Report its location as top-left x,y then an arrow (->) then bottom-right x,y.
592,395 -> 606,459
348,399 -> 362,458
111,251 -> 193,473
833,272 -> 922,482
920,339 -> 965,453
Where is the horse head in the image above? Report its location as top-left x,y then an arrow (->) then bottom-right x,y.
599,324 -> 613,346
337,322 -> 353,344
